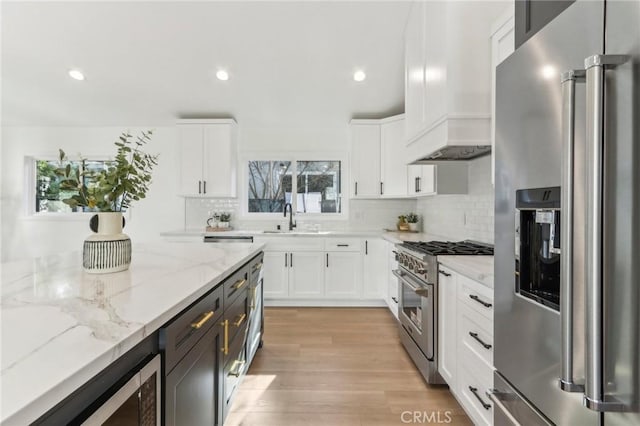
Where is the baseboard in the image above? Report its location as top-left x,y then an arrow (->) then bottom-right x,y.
264,299 -> 387,307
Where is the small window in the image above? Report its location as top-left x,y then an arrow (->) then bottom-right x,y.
35,159 -> 112,213
246,159 -> 342,215
247,161 -> 292,213
295,161 -> 341,213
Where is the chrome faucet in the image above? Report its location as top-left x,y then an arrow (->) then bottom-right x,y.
283,203 -> 296,231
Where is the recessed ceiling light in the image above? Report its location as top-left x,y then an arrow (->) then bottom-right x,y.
353,70 -> 366,82
68,69 -> 85,81
216,70 -> 229,81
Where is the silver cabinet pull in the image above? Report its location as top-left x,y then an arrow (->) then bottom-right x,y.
559,69 -> 586,393
285,252 -> 288,268
355,182 -> 358,196
198,180 -> 202,194
439,270 -> 451,277
203,180 -> 206,194
583,54 -> 629,413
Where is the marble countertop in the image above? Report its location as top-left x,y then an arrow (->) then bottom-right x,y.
437,255 -> 494,288
161,228 -> 447,244
0,242 -> 264,425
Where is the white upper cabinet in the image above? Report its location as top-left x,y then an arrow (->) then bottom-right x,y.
380,115 -> 408,198
407,164 -> 468,196
177,119 -> 237,197
404,1 -> 426,140
490,7 -> 515,185
404,1 -> 506,163
350,123 -> 381,198
350,115 -> 408,199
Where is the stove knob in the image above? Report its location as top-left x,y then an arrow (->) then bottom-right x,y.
409,260 -> 416,271
416,267 -> 427,274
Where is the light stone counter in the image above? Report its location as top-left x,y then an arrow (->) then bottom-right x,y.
0,242 -> 264,425
161,228 -> 448,243
437,255 -> 494,288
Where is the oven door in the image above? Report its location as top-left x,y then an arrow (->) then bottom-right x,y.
394,269 -> 434,360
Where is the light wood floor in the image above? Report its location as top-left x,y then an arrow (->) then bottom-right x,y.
226,307 -> 471,426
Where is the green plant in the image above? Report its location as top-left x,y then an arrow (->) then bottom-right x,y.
219,212 -> 232,222
58,130 -> 158,212
406,213 -> 419,224
397,215 -> 407,223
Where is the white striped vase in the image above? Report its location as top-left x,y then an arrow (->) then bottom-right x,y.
83,212 -> 132,274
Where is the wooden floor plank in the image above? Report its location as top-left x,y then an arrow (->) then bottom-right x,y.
228,307 -> 469,425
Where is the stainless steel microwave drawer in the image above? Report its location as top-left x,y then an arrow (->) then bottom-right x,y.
160,284 -> 224,374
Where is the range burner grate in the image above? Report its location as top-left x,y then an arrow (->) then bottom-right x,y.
402,240 -> 494,256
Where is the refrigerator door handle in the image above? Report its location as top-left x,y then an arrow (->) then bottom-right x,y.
558,69 -> 585,393
583,53 -> 629,413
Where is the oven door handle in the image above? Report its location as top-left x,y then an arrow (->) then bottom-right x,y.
392,270 -> 433,297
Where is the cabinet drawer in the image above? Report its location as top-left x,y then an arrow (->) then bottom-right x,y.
225,267 -> 250,303
458,274 -> 494,320
160,284 -> 224,374
457,365 -> 494,426
225,288 -> 249,345
256,237 -> 324,252
223,323 -> 248,413
324,238 -> 362,252
249,253 -> 264,284
459,304 -> 494,369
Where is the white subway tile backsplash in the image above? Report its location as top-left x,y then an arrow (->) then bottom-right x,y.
416,156 -> 494,244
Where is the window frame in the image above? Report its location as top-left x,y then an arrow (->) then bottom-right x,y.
240,151 -> 348,220
24,155 -> 113,220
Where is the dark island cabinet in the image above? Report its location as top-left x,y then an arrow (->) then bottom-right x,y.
515,0 -> 575,49
164,324 -> 223,426
160,251 -> 264,426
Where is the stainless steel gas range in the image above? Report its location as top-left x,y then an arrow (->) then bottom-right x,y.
393,240 -> 493,385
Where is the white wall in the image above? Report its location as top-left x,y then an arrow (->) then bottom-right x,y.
416,155 -> 494,244
1,126 -> 184,261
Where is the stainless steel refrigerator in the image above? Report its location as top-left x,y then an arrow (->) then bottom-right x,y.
493,0 -> 639,425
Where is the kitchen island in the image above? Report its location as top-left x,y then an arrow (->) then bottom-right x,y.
0,242 -> 264,425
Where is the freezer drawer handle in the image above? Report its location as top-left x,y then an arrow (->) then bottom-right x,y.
438,270 -> 451,277
583,53 -> 630,413
391,297 -> 398,304
469,294 -> 492,308
469,332 -> 492,350
469,386 -> 491,410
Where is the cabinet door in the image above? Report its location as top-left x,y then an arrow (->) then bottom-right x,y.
363,239 -> 387,299
420,165 -> 436,195
289,251 -> 325,298
380,118 -> 408,197
423,0 -> 447,129
262,252 -> 289,299
387,243 -> 399,318
325,252 -> 363,299
437,267 -> 457,389
350,124 -> 381,198
203,124 -> 237,197
165,325 -> 223,426
178,125 -> 204,196
491,11 -> 515,185
404,1 -> 426,142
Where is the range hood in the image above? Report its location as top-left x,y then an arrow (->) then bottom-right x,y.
413,145 -> 492,163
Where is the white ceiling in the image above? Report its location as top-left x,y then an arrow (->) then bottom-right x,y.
2,1 -> 411,127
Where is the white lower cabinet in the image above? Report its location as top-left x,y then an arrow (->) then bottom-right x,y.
385,241 -> 399,318
437,263 -> 494,426
437,267 -> 457,388
289,252 -> 325,298
262,252 -> 289,299
325,251 -> 362,299
259,237 -> 376,305
363,238 -> 388,300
